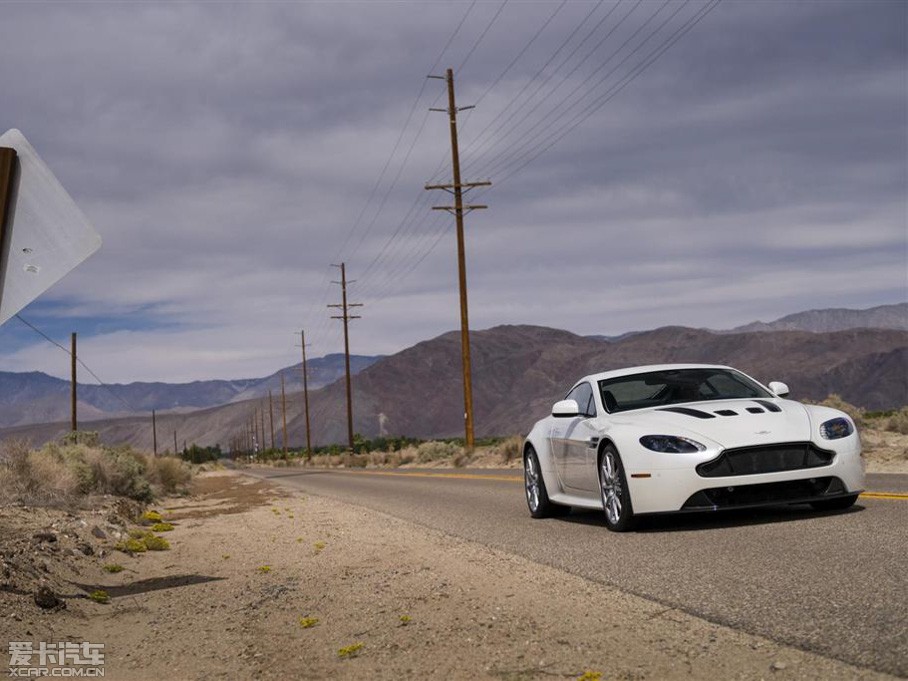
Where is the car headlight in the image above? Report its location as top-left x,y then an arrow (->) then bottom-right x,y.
820,417 -> 854,440
639,435 -> 706,453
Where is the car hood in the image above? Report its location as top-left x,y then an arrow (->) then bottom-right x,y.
606,399 -> 812,449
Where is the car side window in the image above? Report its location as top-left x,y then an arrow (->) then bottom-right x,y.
566,382 -> 595,417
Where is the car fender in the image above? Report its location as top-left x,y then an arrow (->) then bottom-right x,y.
524,419 -> 562,495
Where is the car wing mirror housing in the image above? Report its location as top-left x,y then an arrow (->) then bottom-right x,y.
768,381 -> 790,397
552,399 -> 580,418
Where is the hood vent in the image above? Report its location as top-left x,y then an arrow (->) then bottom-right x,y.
746,407 -> 765,414
753,400 -> 782,413
658,406 -> 715,419
715,409 -> 738,416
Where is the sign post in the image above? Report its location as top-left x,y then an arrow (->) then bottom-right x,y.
0,129 -> 101,327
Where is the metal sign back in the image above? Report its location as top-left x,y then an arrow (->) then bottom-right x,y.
0,129 -> 102,326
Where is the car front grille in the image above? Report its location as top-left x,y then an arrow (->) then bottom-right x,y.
682,476 -> 846,510
696,442 -> 835,478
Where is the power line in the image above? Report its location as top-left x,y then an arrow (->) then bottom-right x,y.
478,0 -> 722,188
366,1 -> 723,306
14,314 -> 139,414
467,0 -> 666,179
302,2 -> 480,353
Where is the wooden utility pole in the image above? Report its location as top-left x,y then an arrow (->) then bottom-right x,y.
252,409 -> 259,455
173,430 -> 178,456
152,409 -> 158,456
259,403 -> 266,453
328,263 -> 362,451
70,332 -> 78,432
0,147 -> 17,278
300,329 -> 312,459
268,390 -> 275,451
426,68 -> 490,452
280,373 -> 288,456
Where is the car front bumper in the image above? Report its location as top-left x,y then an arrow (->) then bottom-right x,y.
626,441 -> 864,514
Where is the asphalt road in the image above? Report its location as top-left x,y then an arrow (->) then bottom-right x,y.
247,467 -> 908,677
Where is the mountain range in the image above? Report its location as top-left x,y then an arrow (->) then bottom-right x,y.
1,303 -> 905,451
0,354 -> 381,428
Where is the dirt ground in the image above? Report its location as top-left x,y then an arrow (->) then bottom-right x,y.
0,471 -> 896,680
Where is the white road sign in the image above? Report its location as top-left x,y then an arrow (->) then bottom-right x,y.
0,128 -> 102,326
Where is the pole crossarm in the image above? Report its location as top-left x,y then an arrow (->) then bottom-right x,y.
431,205 -> 488,215
424,180 -> 491,195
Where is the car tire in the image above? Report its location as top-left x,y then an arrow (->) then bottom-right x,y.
810,494 -> 859,512
598,444 -> 636,532
524,446 -> 569,519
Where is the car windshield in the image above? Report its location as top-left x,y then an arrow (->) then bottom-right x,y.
597,368 -> 772,414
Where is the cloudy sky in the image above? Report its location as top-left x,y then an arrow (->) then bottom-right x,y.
0,0 -> 904,384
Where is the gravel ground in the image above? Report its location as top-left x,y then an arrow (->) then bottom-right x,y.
1,471 -> 896,680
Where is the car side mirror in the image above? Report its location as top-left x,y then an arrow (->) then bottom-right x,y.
768,381 -> 790,397
552,399 -> 580,418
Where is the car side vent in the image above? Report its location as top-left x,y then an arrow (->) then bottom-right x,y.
746,407 -> 765,414
715,409 -> 738,416
658,407 -> 716,419
753,400 -> 782,413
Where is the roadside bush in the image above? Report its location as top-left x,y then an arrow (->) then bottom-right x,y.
0,438 -> 191,507
147,456 -> 191,494
341,453 -> 368,468
818,394 -> 864,427
416,441 -> 460,463
885,407 -> 908,435
496,435 -> 523,464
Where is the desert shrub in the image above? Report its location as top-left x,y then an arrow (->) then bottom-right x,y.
341,453 -> 368,468
142,534 -> 170,551
61,431 -> 100,447
115,538 -> 147,554
88,590 -> 110,604
497,435 -> 523,464
0,439 -> 192,507
80,446 -> 152,501
141,510 -> 163,523
885,407 -> 908,435
147,456 -> 191,494
452,451 -> 473,468
818,394 -> 865,427
416,441 -> 460,463
0,441 -> 79,506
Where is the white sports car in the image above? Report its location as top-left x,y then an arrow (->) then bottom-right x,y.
523,364 -> 864,531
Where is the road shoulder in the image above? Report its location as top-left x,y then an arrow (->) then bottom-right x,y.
3,470 -> 893,679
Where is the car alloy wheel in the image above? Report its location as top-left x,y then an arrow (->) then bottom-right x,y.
598,445 -> 635,531
525,450 -> 541,513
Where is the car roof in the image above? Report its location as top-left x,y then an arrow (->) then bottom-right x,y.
576,363 -> 737,386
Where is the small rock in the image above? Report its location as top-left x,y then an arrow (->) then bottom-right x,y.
32,532 -> 57,543
34,586 -> 64,610
771,661 -> 788,671
91,526 -> 107,540
78,543 -> 94,556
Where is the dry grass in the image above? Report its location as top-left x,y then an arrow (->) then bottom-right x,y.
882,407 -> 908,435
0,437 -> 192,508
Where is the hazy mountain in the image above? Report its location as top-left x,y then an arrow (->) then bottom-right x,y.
0,353 -> 381,428
3,324 -> 905,452
588,303 -> 908,341
728,303 -> 907,334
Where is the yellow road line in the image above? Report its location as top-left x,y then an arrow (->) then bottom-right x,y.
329,469 -> 908,500
341,470 -> 523,483
859,492 -> 908,501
